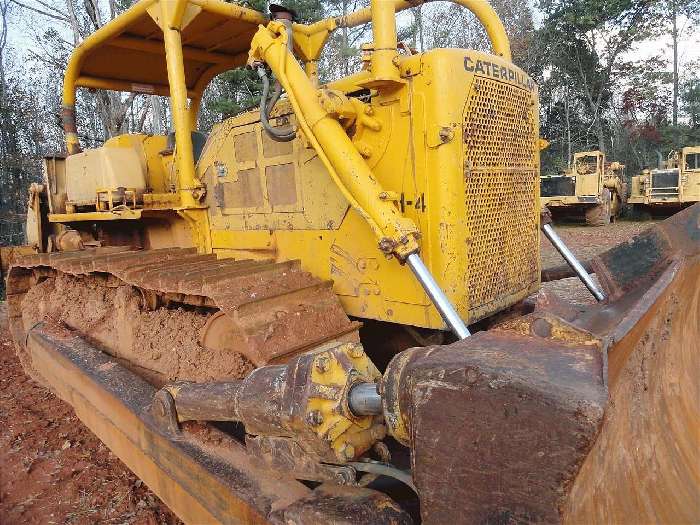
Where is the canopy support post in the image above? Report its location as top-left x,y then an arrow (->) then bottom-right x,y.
161,0 -> 199,207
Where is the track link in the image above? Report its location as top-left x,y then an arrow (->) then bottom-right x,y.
7,247 -> 360,375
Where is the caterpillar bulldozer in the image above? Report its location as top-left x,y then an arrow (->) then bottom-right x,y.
4,0 -> 699,523
540,150 -> 626,225
629,145 -> 700,215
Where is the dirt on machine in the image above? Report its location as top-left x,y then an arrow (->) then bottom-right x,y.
540,150 -> 627,225
3,0 -> 699,524
629,145 -> 700,215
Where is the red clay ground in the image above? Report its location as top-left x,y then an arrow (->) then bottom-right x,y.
0,303 -> 182,525
539,219 -> 655,305
0,218 -> 656,524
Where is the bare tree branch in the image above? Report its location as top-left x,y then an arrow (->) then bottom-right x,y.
9,0 -> 68,22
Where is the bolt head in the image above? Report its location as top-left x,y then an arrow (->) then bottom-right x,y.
347,345 -> 364,359
341,443 -> 355,460
306,410 -> 323,426
316,355 -> 330,373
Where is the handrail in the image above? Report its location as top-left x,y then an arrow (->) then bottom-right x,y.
61,0 -> 510,155
60,0 -> 264,155
62,0 -> 158,154
307,0 -> 511,61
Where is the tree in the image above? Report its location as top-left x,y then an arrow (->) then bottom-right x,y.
538,0 -> 659,153
662,0 -> 700,126
0,0 -> 45,245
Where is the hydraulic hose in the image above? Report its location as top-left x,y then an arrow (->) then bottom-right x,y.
257,67 -> 296,142
257,17 -> 296,143
266,80 -> 283,114
347,461 -> 417,492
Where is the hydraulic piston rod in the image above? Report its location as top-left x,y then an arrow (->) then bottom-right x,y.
406,253 -> 471,339
348,382 -> 382,416
541,222 -> 606,302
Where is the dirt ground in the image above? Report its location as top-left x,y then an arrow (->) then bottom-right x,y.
539,219 -> 655,305
0,303 -> 183,525
0,218 -> 655,524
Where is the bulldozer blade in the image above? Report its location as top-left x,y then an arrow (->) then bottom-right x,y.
564,205 -> 700,523
381,203 -> 699,523
23,323 -> 411,525
9,208 -> 698,523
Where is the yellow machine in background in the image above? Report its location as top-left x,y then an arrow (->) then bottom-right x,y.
5,1 -> 699,524
629,145 -> 700,213
540,150 -> 626,225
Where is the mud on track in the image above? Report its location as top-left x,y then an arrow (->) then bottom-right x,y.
19,274 -> 254,386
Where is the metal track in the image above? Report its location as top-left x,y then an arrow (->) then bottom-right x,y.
6,247 -> 361,370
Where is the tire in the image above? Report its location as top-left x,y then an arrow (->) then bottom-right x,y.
630,204 -> 653,221
585,188 -> 611,226
610,191 -> 620,222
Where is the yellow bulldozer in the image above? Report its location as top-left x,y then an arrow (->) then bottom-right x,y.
3,1 -> 699,523
540,150 -> 627,225
629,145 -> 700,214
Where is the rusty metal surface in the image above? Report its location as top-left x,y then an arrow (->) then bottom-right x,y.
558,204 -> 700,523
591,202 -> 698,302
462,75 -> 539,319
210,343 -> 383,463
6,206 -> 698,522
380,205 -> 699,524
245,435 -> 358,485
269,484 -> 413,525
540,260 -> 593,283
6,247 -> 360,366
24,322 -> 411,525
164,381 -> 244,422
24,322 -> 308,524
160,342 -> 385,482
382,329 -> 607,524
1,245 -> 36,275
563,257 -> 700,523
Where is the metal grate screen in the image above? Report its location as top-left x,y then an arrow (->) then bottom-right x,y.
651,169 -> 680,194
462,77 -> 539,315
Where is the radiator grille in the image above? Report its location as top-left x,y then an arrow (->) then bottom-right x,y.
540,176 -> 576,197
463,77 -> 539,314
651,169 -> 680,194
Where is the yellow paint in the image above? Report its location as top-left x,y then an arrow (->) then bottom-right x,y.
541,151 -> 625,210
201,48 -> 539,329
248,21 -> 421,259
332,0 -> 511,60
54,0 -> 541,329
305,343 -> 382,461
49,211 -> 143,222
629,145 -> 700,205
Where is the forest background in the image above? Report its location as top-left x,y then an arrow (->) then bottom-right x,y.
0,0 -> 698,244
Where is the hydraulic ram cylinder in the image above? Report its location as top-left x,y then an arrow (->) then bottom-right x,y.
406,253 -> 471,339
541,223 -> 606,302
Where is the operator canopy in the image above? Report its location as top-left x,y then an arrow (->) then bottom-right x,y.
73,2 -> 266,94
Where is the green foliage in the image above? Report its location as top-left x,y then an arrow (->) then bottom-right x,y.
201,0 -> 326,128
681,67 -> 700,127
533,0 -> 700,179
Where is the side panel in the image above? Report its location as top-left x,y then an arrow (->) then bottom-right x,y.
198,50 -> 540,329
43,156 -> 68,214
681,147 -> 700,202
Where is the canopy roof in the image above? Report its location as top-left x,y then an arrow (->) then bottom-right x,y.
68,0 -> 268,98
